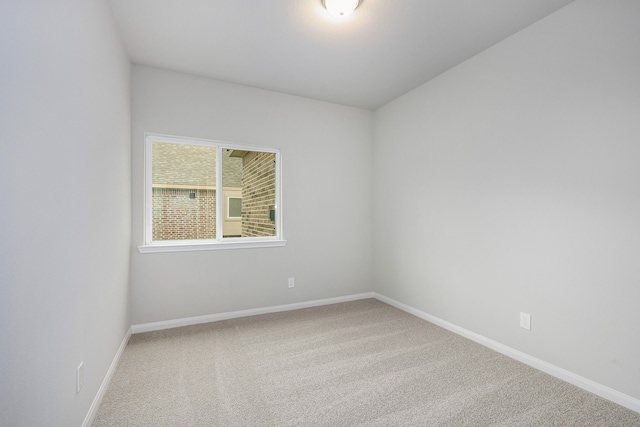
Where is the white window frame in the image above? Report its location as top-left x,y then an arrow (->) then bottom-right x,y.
138,134 -> 286,253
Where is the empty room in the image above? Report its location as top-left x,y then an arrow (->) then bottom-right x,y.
1,0 -> 639,426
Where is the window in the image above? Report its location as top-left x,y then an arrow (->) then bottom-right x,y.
138,134 -> 285,253
227,197 -> 242,219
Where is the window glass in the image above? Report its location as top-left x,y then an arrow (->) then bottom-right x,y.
151,142 -> 216,241
228,197 -> 242,218
225,150 -> 276,238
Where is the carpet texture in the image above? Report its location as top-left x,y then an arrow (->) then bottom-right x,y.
92,299 -> 640,426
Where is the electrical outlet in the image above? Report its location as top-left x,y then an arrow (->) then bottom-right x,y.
520,312 -> 531,330
77,362 -> 84,393
288,277 -> 295,288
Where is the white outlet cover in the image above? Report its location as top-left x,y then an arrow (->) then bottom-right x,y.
288,277 -> 295,288
520,312 -> 531,330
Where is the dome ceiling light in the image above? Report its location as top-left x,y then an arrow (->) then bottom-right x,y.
322,0 -> 361,18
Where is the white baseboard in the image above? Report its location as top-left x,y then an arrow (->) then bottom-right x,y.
131,292 -> 375,334
82,327 -> 132,427
373,292 -> 640,414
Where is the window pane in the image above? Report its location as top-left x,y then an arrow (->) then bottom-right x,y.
228,197 -> 242,218
224,149 -> 276,238
151,142 -> 216,241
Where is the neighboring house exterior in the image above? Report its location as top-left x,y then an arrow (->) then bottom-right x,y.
151,143 -> 275,240
231,150 -> 276,238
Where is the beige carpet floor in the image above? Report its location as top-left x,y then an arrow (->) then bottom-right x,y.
92,299 -> 640,426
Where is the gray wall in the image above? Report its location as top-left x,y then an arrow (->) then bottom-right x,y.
373,0 -> 640,400
131,65 -> 374,325
0,1 -> 131,426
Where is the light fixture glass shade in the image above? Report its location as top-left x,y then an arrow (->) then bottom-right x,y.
323,0 -> 361,18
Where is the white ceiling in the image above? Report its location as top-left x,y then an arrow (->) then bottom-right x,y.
109,0 -> 574,110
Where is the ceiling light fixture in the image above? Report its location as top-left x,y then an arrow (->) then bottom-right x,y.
322,0 -> 361,18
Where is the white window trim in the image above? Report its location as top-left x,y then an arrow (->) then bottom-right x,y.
138,134 -> 286,253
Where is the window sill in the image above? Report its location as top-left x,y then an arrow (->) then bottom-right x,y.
137,239 -> 287,253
